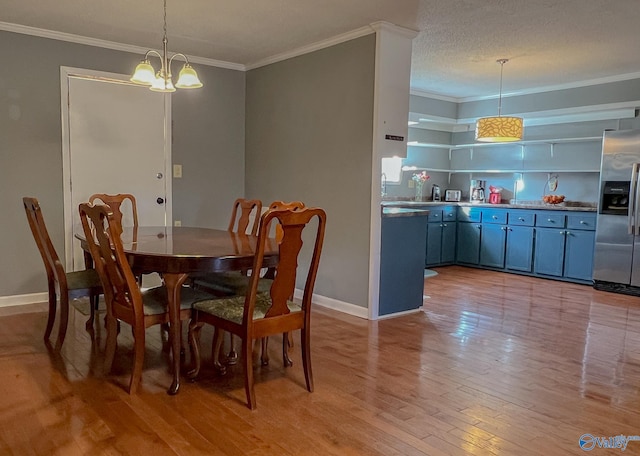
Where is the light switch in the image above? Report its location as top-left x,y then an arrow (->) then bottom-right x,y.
174,220 -> 182,227
173,164 -> 182,178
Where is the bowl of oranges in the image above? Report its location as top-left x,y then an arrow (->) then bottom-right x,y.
542,194 -> 565,205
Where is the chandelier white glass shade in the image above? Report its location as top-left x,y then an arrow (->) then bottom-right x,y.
130,0 -> 202,93
475,59 -> 522,142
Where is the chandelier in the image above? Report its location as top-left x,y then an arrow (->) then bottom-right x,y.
475,59 -> 523,142
130,0 -> 203,92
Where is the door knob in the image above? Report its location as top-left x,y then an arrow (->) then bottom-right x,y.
157,197 -> 165,205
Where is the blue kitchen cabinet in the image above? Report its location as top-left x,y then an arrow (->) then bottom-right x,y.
534,227 -> 566,277
505,211 -> 535,272
564,230 -> 596,281
563,214 -> 597,281
505,226 -> 534,272
441,221 -> 457,263
480,209 -> 507,268
480,222 -> 506,268
533,212 -> 596,282
425,206 -> 457,266
456,221 -> 481,264
425,221 -> 443,266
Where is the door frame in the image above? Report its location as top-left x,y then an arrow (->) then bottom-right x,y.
60,66 -> 173,270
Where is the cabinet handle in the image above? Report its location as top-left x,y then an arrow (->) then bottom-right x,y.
492,215 -> 498,219
565,231 -> 571,235
442,223 -> 447,227
501,226 -> 507,231
559,230 -> 566,235
507,227 -> 513,231
580,220 -> 586,224
477,225 -> 482,229
447,213 -> 454,217
518,217 -> 525,221
547,218 -> 554,223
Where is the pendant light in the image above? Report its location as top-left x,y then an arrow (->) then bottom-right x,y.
130,0 -> 203,92
475,59 -> 522,142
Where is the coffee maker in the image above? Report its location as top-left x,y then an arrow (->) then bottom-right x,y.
431,184 -> 441,201
470,179 -> 486,203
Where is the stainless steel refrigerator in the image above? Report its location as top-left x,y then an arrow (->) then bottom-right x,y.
593,129 -> 640,295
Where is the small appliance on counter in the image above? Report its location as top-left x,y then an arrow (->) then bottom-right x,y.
431,184 -> 441,201
445,189 -> 462,202
470,179 -> 486,203
488,185 -> 503,204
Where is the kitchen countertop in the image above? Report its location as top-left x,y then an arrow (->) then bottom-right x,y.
382,200 -> 597,212
382,207 -> 431,218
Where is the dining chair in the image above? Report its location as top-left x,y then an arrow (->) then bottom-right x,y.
188,206 -> 326,409
193,200 -> 305,366
190,198 -> 262,361
88,193 -> 138,237
78,202 -> 214,394
23,197 -> 103,347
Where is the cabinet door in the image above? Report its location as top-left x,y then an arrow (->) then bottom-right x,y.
480,223 -> 506,268
564,230 -> 595,281
426,223 -> 443,266
505,226 -> 534,272
534,228 -> 566,277
457,222 -> 481,265
441,222 -> 457,264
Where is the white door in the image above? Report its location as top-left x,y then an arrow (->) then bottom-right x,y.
61,67 -> 172,271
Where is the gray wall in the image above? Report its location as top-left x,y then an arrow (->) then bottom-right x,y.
1,30 -> 245,296
245,34 -> 376,308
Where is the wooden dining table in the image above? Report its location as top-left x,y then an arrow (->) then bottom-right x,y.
76,225 -> 278,395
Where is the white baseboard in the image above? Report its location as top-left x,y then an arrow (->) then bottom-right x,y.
2,290 -> 372,320
377,308 -> 422,320
0,292 -> 48,308
294,289 -> 369,320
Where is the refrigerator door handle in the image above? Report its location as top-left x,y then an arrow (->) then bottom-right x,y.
630,163 -> 639,235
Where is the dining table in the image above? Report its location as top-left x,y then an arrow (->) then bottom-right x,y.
76,225 -> 278,395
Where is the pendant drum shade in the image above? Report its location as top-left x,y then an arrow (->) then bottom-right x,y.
475,59 -> 522,142
475,116 -> 523,142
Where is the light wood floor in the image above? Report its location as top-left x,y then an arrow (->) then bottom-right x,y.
1,266 -> 640,455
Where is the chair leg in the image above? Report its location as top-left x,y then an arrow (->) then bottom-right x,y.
227,333 -> 238,365
44,288 -> 57,343
86,293 -> 99,331
104,315 -> 118,374
300,326 -> 314,393
260,337 -> 270,366
187,319 -> 204,379
242,337 -> 256,410
282,332 -> 293,367
55,293 -> 70,349
212,328 -> 227,375
129,324 -> 145,394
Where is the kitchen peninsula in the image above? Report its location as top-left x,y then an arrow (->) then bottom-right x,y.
379,206 -> 429,317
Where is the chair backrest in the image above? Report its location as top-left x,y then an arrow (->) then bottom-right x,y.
23,197 -> 68,289
89,193 -> 138,236
267,201 -> 306,242
78,202 -> 144,323
228,198 -> 262,235
244,207 -> 326,324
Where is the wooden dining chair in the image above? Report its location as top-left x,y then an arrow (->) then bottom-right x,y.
23,197 -> 103,347
78,202 -> 214,394
188,206 -> 326,409
88,193 -> 138,237
193,200 -> 305,365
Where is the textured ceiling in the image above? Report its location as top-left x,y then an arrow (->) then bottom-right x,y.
3,0 -> 640,100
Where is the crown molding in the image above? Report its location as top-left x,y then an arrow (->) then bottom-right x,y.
369,21 -> 419,39
246,25 -> 376,71
410,89 -> 459,103
0,21 -> 245,71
